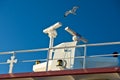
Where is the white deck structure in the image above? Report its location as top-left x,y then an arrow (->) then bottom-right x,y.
33,41 -> 119,72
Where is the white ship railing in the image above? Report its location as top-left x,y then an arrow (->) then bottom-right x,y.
0,41 -> 120,74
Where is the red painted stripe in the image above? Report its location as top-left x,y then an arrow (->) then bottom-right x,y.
0,67 -> 119,79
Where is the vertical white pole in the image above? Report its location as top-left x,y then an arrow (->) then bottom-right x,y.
46,36 -> 54,71
43,22 -> 62,71
49,36 -> 54,59
83,45 -> 87,69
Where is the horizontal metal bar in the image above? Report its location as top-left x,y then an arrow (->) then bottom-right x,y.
16,56 -> 85,63
0,53 -> 119,64
21,59 -> 47,62
0,41 -> 119,55
86,41 -> 120,47
0,62 -> 8,65
89,53 -> 120,57
0,48 -> 48,54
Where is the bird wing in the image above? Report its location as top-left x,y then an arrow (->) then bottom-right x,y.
64,6 -> 79,17
71,6 -> 79,13
64,10 -> 72,17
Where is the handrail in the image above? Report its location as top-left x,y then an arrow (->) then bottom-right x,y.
0,41 -> 119,55
0,41 -> 119,74
0,53 -> 119,63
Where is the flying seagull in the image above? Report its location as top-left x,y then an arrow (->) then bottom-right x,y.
64,6 -> 79,17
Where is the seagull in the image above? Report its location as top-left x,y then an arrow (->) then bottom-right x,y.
64,6 -> 79,17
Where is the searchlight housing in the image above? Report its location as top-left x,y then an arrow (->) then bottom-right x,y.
65,27 -> 88,43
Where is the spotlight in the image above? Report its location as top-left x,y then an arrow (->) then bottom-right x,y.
65,27 -> 88,43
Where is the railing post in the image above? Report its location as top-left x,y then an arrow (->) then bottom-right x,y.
46,50 -> 49,71
83,45 -> 87,69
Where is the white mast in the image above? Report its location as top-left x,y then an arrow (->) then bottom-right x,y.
43,22 -> 62,71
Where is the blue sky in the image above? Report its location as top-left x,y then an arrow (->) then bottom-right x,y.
0,0 -> 120,74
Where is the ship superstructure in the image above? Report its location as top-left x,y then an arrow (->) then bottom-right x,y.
0,23 -> 120,80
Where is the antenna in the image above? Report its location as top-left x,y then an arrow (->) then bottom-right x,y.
65,27 -> 88,43
43,22 -> 62,48
43,22 -> 62,71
